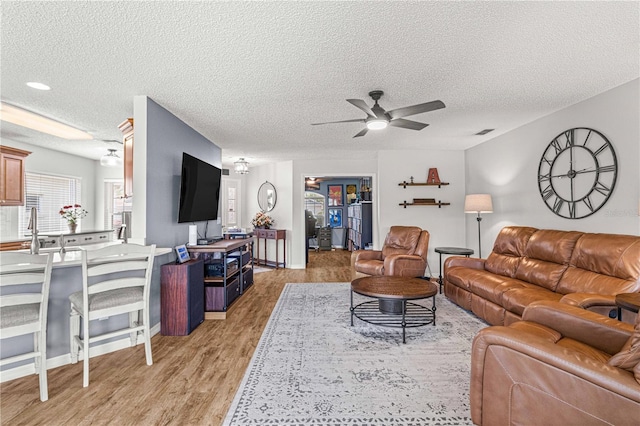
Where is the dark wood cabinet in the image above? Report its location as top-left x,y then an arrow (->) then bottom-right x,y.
188,238 -> 254,320
254,228 -> 286,268
0,146 -> 31,206
160,259 -> 204,336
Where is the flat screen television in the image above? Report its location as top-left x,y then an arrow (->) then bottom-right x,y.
178,152 -> 222,223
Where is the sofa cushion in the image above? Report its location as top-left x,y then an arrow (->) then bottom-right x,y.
502,287 -> 563,316
484,226 -> 537,277
381,226 -> 422,258
608,311 -> 640,371
514,230 -> 582,291
472,276 -> 529,306
558,233 -> 640,294
446,267 -> 490,291
556,337 -> 612,364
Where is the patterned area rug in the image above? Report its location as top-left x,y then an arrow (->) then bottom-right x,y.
223,283 -> 488,425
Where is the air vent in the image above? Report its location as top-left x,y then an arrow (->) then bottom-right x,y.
475,129 -> 494,135
222,168 -> 230,176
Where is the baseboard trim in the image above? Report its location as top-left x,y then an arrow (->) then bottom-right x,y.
0,323 -> 161,383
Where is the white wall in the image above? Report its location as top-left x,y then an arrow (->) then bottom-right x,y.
243,161 -> 294,266
466,78 -> 640,254
0,139 -> 113,239
377,150 -> 466,275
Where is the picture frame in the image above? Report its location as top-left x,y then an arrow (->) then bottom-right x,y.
328,185 -> 343,206
175,244 -> 190,263
328,208 -> 342,228
346,184 -> 357,204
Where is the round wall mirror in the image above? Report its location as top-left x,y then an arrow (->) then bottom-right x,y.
258,181 -> 277,212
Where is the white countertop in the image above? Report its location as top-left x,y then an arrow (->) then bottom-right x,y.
16,242 -> 172,268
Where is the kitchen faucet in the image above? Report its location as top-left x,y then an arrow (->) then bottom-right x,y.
27,207 -> 39,254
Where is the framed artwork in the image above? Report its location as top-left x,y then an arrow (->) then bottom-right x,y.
346,184 -> 357,204
328,185 -> 343,206
328,208 -> 342,227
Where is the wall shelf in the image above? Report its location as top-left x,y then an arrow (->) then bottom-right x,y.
399,201 -> 451,209
398,181 -> 449,189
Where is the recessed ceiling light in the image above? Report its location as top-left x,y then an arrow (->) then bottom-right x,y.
26,82 -> 51,91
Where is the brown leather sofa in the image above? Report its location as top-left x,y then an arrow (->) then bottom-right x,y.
444,226 -> 640,325
471,301 -> 640,425
351,226 -> 429,278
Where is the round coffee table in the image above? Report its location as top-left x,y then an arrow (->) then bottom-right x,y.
350,276 -> 438,343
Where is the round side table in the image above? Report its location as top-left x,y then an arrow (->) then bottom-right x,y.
615,293 -> 640,321
434,247 -> 474,294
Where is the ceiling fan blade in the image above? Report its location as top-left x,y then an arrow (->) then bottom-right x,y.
311,118 -> 365,125
388,118 -> 429,131
387,100 -> 446,119
346,99 -> 376,117
353,128 -> 369,138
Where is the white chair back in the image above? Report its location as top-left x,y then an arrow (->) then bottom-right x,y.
0,252 -> 53,401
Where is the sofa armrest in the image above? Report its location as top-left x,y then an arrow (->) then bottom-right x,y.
560,293 -> 617,310
444,256 -> 485,271
384,254 -> 426,277
471,325 -> 640,425
523,300 -> 633,354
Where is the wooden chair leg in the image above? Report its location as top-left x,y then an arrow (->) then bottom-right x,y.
82,316 -> 90,388
129,311 -> 138,347
143,309 -> 152,366
69,309 -> 80,364
37,330 -> 48,401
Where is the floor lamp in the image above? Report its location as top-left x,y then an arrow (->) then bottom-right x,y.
464,194 -> 493,258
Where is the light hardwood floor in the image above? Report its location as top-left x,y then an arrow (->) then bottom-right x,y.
1,250 -> 354,425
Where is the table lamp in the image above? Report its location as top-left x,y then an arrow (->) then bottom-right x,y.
464,194 -> 493,258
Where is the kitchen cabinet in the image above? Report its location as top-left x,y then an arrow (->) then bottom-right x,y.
0,145 -> 31,206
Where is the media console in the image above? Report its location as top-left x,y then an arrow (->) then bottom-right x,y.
161,238 -> 254,327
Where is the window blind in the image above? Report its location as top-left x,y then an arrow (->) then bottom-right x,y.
18,172 -> 82,235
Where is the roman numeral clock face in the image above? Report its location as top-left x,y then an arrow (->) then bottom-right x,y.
538,128 -> 617,219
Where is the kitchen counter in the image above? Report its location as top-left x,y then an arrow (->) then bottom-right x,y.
1,243 -> 172,381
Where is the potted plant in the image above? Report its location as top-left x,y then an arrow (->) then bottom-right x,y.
59,204 -> 88,233
252,212 -> 274,229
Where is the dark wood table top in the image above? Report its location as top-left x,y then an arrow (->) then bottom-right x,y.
434,247 -> 474,255
615,293 -> 640,313
351,276 -> 437,300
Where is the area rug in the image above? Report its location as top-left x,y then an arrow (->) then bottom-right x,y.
223,283 -> 488,426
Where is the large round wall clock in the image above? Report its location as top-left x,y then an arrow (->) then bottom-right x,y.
537,127 -> 617,219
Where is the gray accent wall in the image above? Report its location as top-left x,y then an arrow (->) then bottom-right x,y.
137,97 -> 222,327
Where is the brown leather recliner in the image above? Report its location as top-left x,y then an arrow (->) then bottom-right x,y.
471,300 -> 640,425
351,226 -> 429,277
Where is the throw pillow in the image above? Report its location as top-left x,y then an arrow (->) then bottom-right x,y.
608,313 -> 640,371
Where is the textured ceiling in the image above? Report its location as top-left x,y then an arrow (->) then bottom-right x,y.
1,2 -> 638,169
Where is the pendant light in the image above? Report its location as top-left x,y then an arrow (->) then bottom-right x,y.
100,149 -> 123,167
234,158 -> 249,174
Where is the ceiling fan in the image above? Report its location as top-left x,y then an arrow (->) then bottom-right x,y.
312,90 -> 445,138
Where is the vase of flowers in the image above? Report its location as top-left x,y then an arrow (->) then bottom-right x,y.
252,211 -> 274,229
59,204 -> 88,233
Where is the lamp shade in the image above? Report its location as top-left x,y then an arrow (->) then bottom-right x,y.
464,194 -> 493,213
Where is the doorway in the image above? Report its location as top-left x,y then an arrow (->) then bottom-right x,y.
303,175 -> 373,266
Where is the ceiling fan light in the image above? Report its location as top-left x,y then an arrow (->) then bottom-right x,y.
234,158 -> 249,174
366,120 -> 388,130
100,149 -> 123,167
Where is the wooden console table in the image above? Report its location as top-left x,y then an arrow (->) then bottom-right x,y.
187,238 -> 254,320
254,228 -> 286,269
